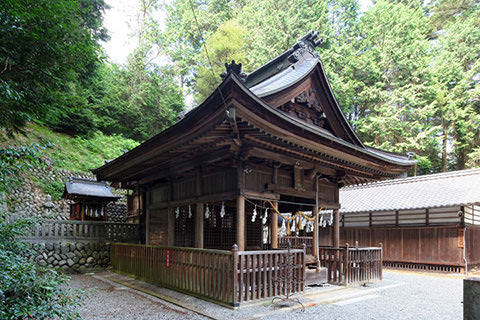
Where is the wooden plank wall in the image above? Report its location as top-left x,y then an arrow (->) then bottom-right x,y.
466,227 -> 480,265
464,205 -> 480,226
319,226 -> 465,266
148,168 -> 236,206
342,206 -> 462,228
148,208 -> 168,245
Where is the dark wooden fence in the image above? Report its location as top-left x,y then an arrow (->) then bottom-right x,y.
20,220 -> 140,243
278,236 -> 382,285
111,243 -> 306,307
234,248 -> 305,304
319,245 -> 382,285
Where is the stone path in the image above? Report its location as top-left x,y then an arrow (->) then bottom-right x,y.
70,270 -> 464,320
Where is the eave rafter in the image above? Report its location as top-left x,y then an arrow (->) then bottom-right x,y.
237,119 -> 400,180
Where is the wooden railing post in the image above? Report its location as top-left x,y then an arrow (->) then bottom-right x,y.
232,244 -> 239,307
379,242 -> 383,280
344,243 -> 350,285
302,243 -> 307,289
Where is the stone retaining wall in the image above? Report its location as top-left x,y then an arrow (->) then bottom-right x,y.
8,166 -> 126,222
28,240 -> 110,273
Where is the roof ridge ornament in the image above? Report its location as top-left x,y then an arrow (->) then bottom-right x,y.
220,60 -> 247,82
288,30 -> 323,63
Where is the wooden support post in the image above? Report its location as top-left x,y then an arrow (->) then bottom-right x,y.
313,176 -> 319,266
167,207 -> 175,246
333,208 -> 340,248
145,208 -> 150,245
195,203 -> 204,248
270,201 -> 278,249
232,244 -> 239,307
236,195 -> 245,251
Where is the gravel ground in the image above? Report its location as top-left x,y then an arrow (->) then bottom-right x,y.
70,271 -> 463,320
266,271 -> 464,320
70,274 -> 207,320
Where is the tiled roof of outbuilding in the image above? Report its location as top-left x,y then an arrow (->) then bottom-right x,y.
63,177 -> 120,200
340,168 -> 480,213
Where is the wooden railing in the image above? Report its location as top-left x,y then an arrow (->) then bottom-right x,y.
278,236 -> 313,255
111,243 -> 306,307
319,245 -> 382,285
234,248 -> 305,305
21,220 -> 140,243
111,243 -> 234,305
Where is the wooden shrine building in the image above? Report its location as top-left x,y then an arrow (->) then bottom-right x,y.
94,31 -> 416,306
327,168 -> 480,272
63,177 -> 120,221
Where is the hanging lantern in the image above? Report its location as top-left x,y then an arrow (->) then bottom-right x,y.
220,201 -> 226,218
175,207 -> 180,219
205,204 -> 210,219
188,205 -> 192,218
251,204 -> 257,222
262,207 -> 268,225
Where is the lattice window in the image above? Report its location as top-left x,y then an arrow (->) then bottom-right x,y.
204,202 -> 236,250
174,206 -> 194,247
246,202 -> 264,250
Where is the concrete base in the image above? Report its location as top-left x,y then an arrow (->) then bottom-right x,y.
306,267 -> 328,286
464,277 -> 480,320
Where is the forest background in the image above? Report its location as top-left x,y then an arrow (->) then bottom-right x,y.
2,0 -> 480,175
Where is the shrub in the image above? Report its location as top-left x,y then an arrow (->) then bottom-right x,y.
0,214 -> 81,319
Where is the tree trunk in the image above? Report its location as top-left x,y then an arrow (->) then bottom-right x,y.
441,123 -> 448,172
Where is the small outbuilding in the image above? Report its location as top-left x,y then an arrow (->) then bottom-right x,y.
63,177 -> 120,221
328,168 -> 480,272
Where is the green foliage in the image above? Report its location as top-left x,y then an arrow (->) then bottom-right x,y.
1,124 -> 139,173
0,0 -> 106,132
0,144 -> 81,320
30,177 -> 64,202
195,20 -> 250,102
0,214 -> 81,320
0,143 -> 46,195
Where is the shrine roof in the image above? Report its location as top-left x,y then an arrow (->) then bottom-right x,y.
93,31 -> 415,183
63,177 -> 120,200
339,168 -> 480,213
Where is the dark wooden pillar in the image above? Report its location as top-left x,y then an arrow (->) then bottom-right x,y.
167,207 -> 175,246
145,208 -> 150,244
270,201 -> 278,249
236,195 -> 245,251
313,176 -> 319,262
333,208 -> 340,247
195,203 -> 204,248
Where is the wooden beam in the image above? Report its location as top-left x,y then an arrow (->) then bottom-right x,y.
266,183 -> 315,199
195,203 -> 204,248
227,107 -> 242,147
139,147 -> 232,184
249,146 -> 315,169
236,195 -> 245,251
241,190 -> 280,201
270,201 -> 278,249
147,192 -> 237,210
